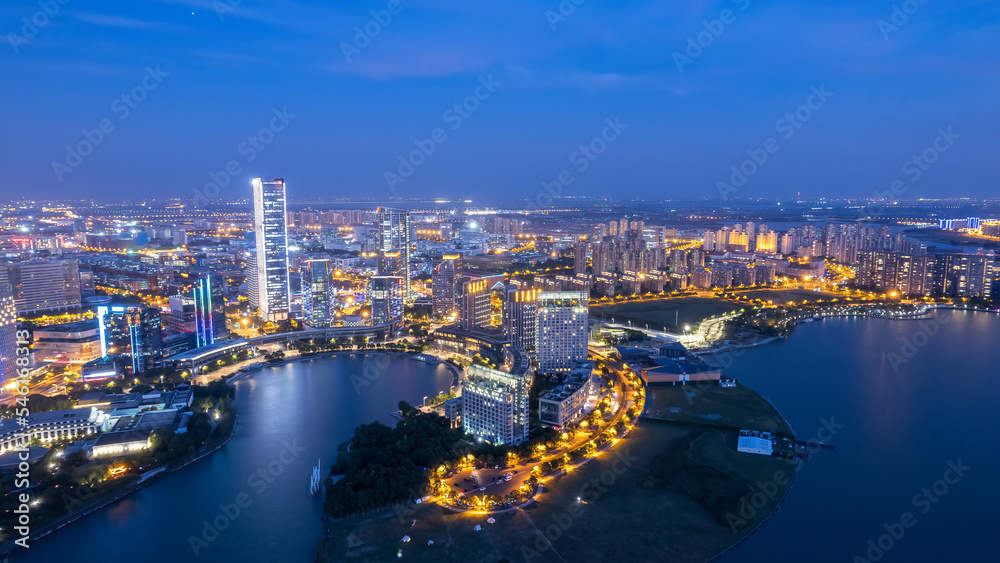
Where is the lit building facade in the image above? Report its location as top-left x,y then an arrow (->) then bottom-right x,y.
193,274 -> 227,347
302,259 -> 333,328
0,284 -> 16,385
461,363 -> 529,446
503,286 -> 539,351
536,291 -> 589,375
96,304 -> 163,375
369,275 -> 404,328
252,177 -> 290,320
432,254 -> 462,319
0,259 -> 81,315
376,207 -> 411,299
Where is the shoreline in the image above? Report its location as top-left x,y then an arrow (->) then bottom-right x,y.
0,409 -> 240,557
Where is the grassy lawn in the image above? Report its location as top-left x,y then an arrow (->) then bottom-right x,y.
642,382 -> 794,437
591,297 -> 742,330
728,288 -> 840,304
318,402 -> 796,562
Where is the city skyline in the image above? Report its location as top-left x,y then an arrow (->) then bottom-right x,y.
2,2 -> 998,561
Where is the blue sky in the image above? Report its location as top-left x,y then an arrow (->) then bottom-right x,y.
2,0 -> 999,202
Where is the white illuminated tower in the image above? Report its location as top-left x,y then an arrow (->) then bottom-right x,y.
535,291 -> 589,375
252,177 -> 290,321
376,207 -> 411,299
0,284 -> 16,385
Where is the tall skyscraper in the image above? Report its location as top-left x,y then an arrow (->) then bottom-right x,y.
432,254 -> 462,319
0,284 -> 16,385
193,274 -> 227,347
461,363 -> 529,445
536,291 -> 589,375
376,207 -> 411,299
0,259 -> 81,315
458,274 -> 504,330
503,286 -> 540,350
252,177 -> 290,321
302,260 -> 332,328
369,276 -> 404,328
574,237 -> 588,275
96,304 -> 162,375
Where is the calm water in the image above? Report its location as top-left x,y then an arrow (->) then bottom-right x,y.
14,313 -> 998,562
720,309 -> 998,562
16,354 -> 453,563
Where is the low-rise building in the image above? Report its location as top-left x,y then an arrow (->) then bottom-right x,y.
31,319 -> 102,363
538,373 -> 592,427
0,408 -> 101,454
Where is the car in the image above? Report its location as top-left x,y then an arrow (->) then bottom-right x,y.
479,487 -> 486,492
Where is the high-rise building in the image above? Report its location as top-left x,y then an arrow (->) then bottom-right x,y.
503,286 -> 540,350
573,238 -> 588,275
0,259 -> 81,315
369,275 -> 404,328
536,291 -> 588,375
252,177 -> 290,321
432,254 -> 462,319
859,251 -> 993,298
376,207 -> 411,299
193,274 -> 227,347
461,363 -> 529,445
96,304 -> 162,375
302,260 -> 332,328
458,275 -> 504,331
0,284 -> 16,385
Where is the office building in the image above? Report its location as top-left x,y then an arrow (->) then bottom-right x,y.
302,259 -> 333,328
369,275 -> 404,328
193,274 -> 227,347
96,304 -> 163,375
0,259 -> 81,315
461,363 -> 529,446
376,207 -> 411,299
536,291 -> 589,375
252,177 -> 290,320
503,286 -> 540,351
432,254 -> 462,319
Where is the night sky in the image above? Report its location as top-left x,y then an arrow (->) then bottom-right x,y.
3,0 -> 998,202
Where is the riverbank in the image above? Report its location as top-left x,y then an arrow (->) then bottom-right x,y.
317,379 -> 794,562
0,404 -> 239,557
